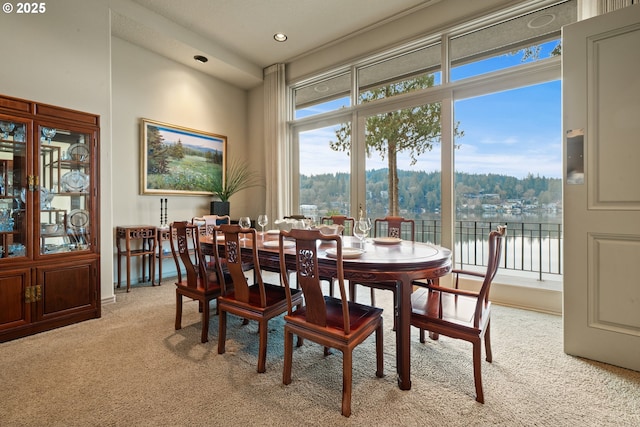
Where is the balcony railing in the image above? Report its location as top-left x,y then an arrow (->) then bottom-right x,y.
415,220 -> 563,280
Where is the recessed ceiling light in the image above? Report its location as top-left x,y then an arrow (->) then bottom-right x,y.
193,55 -> 208,63
273,33 -> 288,42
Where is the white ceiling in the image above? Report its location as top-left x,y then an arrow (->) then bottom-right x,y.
110,0 -> 441,89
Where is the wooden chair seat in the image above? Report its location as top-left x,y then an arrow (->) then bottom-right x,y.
411,289 -> 490,336
410,225 -> 506,403
220,282 -> 290,313
286,296 -> 383,340
175,277 -> 221,297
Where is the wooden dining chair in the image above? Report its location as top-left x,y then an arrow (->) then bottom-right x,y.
170,221 -> 222,343
373,215 -> 415,240
279,228 -> 384,417
321,214 -> 355,236
410,225 -> 506,403
192,214 -> 241,274
215,224 -> 303,373
350,215 -> 415,307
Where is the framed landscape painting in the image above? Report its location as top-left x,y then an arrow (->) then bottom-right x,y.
140,118 -> 226,195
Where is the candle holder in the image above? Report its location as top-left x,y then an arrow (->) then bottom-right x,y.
159,198 -> 169,228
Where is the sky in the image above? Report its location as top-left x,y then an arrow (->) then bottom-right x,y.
297,41 -> 562,180
152,123 -> 225,151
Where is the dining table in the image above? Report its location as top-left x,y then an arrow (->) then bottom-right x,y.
200,231 -> 452,391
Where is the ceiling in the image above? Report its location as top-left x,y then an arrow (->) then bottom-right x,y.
110,0 -> 442,89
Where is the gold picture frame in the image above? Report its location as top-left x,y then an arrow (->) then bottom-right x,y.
140,118 -> 226,195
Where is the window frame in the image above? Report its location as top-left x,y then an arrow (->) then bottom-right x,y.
288,1 -> 567,255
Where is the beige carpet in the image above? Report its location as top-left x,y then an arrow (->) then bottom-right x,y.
1,274 -> 639,427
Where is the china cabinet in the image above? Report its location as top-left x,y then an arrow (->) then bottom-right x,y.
0,94 -> 100,342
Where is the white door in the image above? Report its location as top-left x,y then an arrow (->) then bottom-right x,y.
563,4 -> 640,371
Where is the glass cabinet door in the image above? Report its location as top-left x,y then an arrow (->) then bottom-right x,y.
0,117 -> 29,259
38,124 -> 93,256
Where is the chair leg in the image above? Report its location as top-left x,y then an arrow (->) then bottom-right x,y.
419,328 -> 426,343
294,302 -> 304,347
257,319 -> 268,373
472,339 -> 484,404
342,349 -> 353,417
201,299 -> 210,343
375,322 -> 384,378
175,292 -> 183,330
217,310 -> 227,354
484,319 -> 492,363
391,290 -> 397,331
370,288 -> 376,306
283,328 -> 293,385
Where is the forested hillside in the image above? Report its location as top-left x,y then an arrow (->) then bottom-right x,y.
300,169 -> 561,216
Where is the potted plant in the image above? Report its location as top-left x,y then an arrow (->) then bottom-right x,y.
210,159 -> 262,216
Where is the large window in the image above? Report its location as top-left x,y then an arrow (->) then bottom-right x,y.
297,122 -> 352,219
290,0 -> 575,282
454,82 -> 563,278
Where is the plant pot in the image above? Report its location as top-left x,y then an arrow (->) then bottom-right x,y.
211,201 -> 230,216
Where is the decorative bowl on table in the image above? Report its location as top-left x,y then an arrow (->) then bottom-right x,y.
314,224 -> 344,235
274,219 -> 305,232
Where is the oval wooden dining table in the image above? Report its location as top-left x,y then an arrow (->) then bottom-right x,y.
200,232 -> 452,390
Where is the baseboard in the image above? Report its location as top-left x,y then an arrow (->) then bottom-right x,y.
456,274 -> 562,315
102,295 -> 117,305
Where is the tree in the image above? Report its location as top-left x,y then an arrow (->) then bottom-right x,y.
146,125 -> 169,174
170,139 -> 185,160
330,74 -> 464,215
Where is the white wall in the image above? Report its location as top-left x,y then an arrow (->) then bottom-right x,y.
110,37 -> 253,292
0,0 -> 114,301
0,0 -> 257,302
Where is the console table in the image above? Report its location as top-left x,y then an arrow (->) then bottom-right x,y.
116,225 -> 157,292
156,226 -> 172,285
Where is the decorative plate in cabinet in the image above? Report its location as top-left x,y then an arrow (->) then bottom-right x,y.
61,170 -> 89,192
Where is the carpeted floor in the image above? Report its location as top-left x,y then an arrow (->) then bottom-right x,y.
1,275 -> 639,426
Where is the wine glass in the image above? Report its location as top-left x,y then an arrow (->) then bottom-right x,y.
360,217 -> 372,235
257,214 -> 268,233
239,216 -> 251,228
40,187 -> 55,210
354,217 -> 371,249
238,216 -> 251,241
